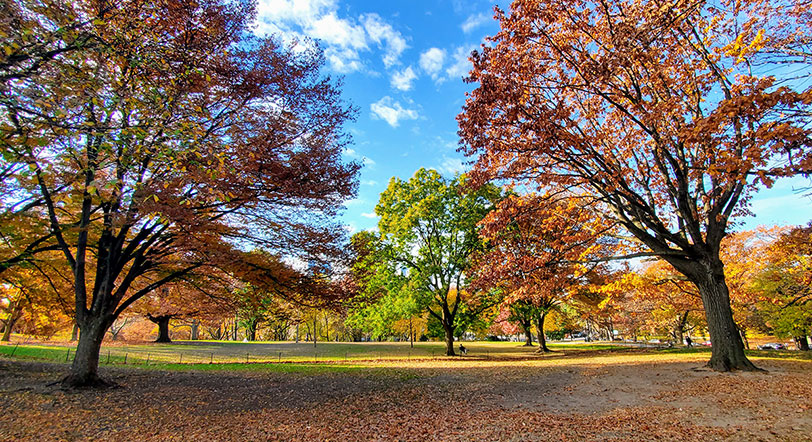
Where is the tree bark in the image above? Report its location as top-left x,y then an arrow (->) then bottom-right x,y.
0,321 -> 12,342
795,336 -> 810,351
70,323 -> 79,342
535,310 -> 551,353
521,319 -> 534,346
409,318 -> 414,348
1,300 -> 22,342
674,311 -> 689,346
190,319 -> 199,340
61,318 -> 113,388
689,260 -> 760,371
245,318 -> 259,341
442,319 -> 456,356
148,315 -> 172,343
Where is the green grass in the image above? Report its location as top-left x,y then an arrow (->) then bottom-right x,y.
5,339 -> 805,374
0,339 -> 625,365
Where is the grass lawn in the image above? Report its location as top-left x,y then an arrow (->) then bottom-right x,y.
0,339 -> 625,368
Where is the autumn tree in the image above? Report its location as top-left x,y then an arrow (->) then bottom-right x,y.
612,260 -> 705,344
375,169 -> 502,355
504,301 -> 535,346
132,275 -> 234,343
459,0 -> 812,371
1,0 -> 358,386
751,224 -> 812,350
474,193 -> 611,352
0,252 -> 75,341
720,226 -> 789,347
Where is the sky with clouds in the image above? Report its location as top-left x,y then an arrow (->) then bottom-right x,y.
252,0 -> 812,235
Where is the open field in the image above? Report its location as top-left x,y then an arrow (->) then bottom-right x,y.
0,339 -> 624,366
1,342 -> 811,441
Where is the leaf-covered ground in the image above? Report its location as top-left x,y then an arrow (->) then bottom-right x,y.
0,350 -> 810,441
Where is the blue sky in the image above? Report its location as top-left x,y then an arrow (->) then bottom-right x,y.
253,0 -> 812,235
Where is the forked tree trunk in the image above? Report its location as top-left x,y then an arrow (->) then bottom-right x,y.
691,261 -> 759,371
535,310 -> 551,353
62,318 -> 112,388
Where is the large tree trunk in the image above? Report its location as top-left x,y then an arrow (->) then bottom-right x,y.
1,321 -> 12,342
190,319 -> 199,340
442,319 -> 456,356
1,300 -> 23,342
148,315 -> 172,343
535,310 -> 551,353
246,320 -> 258,341
674,311 -> 689,346
521,320 -> 534,346
691,261 -> 759,371
795,336 -> 810,351
62,318 -> 112,388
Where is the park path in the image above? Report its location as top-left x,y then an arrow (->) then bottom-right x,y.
0,356 -> 810,441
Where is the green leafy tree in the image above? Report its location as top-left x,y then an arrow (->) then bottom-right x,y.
375,168 -> 501,355
345,231 -> 420,342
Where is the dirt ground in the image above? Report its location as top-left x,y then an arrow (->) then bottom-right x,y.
0,353 -> 810,441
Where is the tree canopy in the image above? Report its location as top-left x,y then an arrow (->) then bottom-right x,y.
374,168 -> 502,355
1,0 -> 359,386
458,0 -> 812,371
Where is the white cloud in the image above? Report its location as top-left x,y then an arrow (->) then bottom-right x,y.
325,47 -> 363,73
360,212 -> 379,219
362,180 -> 378,186
390,66 -> 417,91
419,47 -> 446,79
256,0 -> 335,24
370,96 -> 418,128
308,13 -> 368,49
446,46 -> 474,80
254,0 -> 407,74
461,13 -> 491,33
362,14 -> 408,68
438,155 -> 467,176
